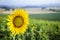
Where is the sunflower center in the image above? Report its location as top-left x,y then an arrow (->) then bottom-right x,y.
13,16 -> 24,28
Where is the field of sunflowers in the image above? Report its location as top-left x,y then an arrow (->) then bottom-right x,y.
0,14 -> 60,40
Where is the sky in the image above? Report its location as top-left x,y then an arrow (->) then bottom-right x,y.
0,0 -> 60,7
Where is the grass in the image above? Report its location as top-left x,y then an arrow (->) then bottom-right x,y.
0,14 -> 60,40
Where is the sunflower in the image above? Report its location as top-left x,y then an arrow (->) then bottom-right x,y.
7,9 -> 29,35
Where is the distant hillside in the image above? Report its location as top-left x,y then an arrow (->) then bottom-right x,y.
0,4 -> 60,8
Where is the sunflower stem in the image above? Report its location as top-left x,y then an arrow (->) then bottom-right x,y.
13,35 -> 16,40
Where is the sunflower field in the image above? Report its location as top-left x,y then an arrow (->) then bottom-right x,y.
0,14 -> 60,40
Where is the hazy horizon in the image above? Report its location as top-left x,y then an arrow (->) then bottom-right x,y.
0,0 -> 60,7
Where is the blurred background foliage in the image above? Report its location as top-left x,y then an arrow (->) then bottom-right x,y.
0,14 -> 60,40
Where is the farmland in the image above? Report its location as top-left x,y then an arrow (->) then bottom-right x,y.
29,13 -> 60,21
0,13 -> 60,40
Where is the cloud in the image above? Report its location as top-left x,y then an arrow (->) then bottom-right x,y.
0,0 -> 60,6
